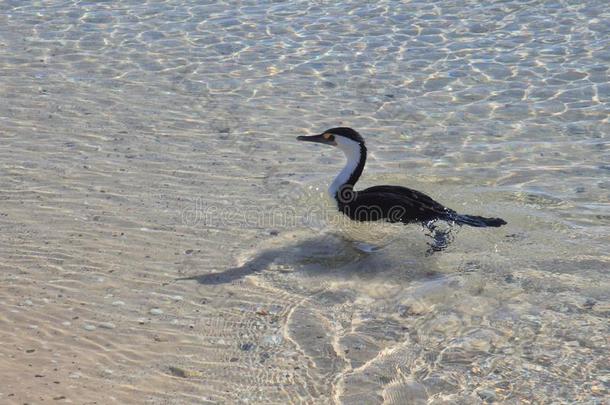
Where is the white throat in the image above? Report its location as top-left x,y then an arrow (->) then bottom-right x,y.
328,137 -> 362,198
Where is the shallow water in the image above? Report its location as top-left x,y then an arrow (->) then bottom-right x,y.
0,0 -> 608,403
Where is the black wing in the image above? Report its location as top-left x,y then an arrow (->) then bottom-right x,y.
360,185 -> 451,212
339,185 -> 455,224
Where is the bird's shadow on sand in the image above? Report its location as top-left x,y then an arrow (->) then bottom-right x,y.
176,247 -> 289,285
176,232 -> 440,285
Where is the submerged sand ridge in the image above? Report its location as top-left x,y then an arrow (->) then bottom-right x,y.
1,0 -> 609,403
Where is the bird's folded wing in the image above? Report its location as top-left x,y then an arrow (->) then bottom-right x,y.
358,185 -> 452,214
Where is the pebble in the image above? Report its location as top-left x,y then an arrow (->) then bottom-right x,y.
583,298 -> 596,309
99,322 -> 116,329
112,301 -> 125,306
478,389 -> 497,402
591,384 -> 603,394
240,342 -> 255,351
149,308 -> 163,315
398,301 -> 427,317
262,335 -> 283,346
168,366 -> 203,378
83,324 -> 96,331
24,299 -> 33,306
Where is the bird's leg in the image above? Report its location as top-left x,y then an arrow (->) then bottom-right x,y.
424,220 -> 455,255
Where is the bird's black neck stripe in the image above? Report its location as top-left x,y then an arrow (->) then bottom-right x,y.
346,143 -> 367,187
334,143 -> 367,202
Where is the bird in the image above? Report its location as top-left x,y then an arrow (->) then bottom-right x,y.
297,127 -> 507,231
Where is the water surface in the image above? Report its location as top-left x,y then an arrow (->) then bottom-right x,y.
0,0 -> 608,403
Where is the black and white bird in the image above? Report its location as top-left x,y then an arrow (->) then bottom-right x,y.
297,127 -> 506,230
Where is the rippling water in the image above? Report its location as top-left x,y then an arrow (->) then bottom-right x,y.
0,1 -> 608,403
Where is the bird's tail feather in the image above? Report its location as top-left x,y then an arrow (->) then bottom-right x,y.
451,214 -> 507,228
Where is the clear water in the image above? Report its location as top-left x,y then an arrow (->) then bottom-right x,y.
0,1 -> 608,403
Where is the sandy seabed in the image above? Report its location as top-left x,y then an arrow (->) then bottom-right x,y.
1,0 -> 609,403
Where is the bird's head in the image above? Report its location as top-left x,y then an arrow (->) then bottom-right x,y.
297,127 -> 365,152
